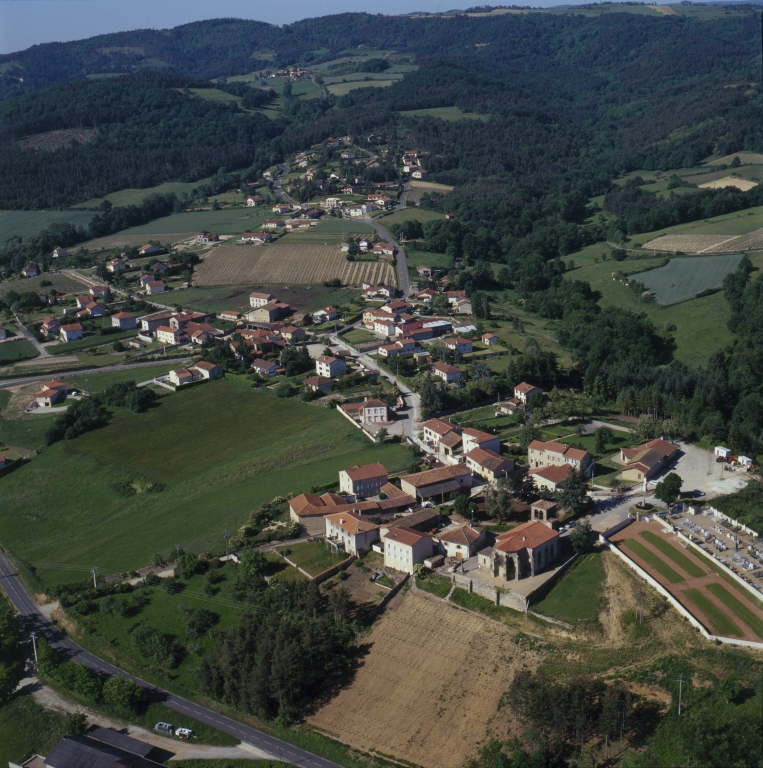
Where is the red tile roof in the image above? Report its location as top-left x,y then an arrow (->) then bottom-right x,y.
528,464 -> 572,485
495,521 -> 558,552
401,464 -> 471,488
344,463 -> 387,481
325,511 -> 379,535
440,524 -> 485,546
383,526 -> 431,546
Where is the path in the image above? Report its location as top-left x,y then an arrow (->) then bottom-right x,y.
0,550 -> 341,768
12,321 -> 51,358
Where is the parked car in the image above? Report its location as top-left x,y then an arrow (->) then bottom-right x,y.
175,728 -> 194,739
154,722 -> 173,734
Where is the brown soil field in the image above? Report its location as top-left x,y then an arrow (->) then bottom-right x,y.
610,522 -> 763,642
76,233 -> 197,252
698,176 -> 758,192
641,230 -> 763,254
704,228 -> 763,252
407,180 -> 454,205
309,589 -> 528,768
192,244 -> 395,287
648,5 -> 676,14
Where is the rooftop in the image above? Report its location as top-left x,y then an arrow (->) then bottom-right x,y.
402,464 -> 471,488
384,526 -> 431,546
344,462 -> 387,481
495,521 -> 558,552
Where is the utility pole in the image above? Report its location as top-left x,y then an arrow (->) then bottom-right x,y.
678,673 -> 683,716
30,631 -> 38,663
175,543 -> 181,562
86,378 -> 90,396
91,566 -> 98,589
224,528 -> 230,560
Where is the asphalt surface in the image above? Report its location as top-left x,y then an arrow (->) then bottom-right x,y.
0,550 -> 342,768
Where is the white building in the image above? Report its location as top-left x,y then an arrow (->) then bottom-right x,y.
383,527 -> 434,574
339,462 -> 388,497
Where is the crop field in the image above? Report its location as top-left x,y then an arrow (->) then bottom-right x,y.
611,522 -> 763,642
0,340 -> 38,364
0,210 -> 94,241
77,232 -> 198,251
704,228 -> 763,253
308,590 -> 519,768
192,244 -> 395,287
630,254 -> 743,305
0,381 -> 412,587
641,234 -> 740,253
399,106 -> 490,121
698,177 -> 758,191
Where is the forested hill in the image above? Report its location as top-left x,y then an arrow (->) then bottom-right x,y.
0,8 -> 761,101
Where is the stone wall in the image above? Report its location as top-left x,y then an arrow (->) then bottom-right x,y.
451,572 -> 529,613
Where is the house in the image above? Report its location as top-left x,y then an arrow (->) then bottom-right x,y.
19,264 -> 39,279
111,311 -> 137,331
186,322 -> 223,344
75,295 -> 93,310
325,511 -> 380,555
348,206 -> 365,218
339,398 -> 389,424
415,288 -> 436,302
138,244 -> 161,256
82,302 -> 106,318
382,299 -> 413,315
384,527 -> 434,574
303,375 -> 333,393
138,274 -> 154,288
445,337 -> 473,354
422,418 -> 459,450
301,208 -> 322,219
155,326 -> 184,346
445,212 -> 455,220
619,438 -> 679,483
89,285 -> 110,299
145,280 -> 166,295
241,231 -> 272,243
514,382 -> 543,404
192,360 -> 223,379
140,313 -> 172,333
528,463 -> 574,493
432,362 -> 462,384
52,246 -> 69,259
59,323 -> 83,342
218,310 -> 240,322
35,380 -> 67,407
106,257 -> 126,273
313,307 -> 338,323
285,219 -> 314,230
315,355 -> 346,378
439,524 -> 487,560
289,494 -> 379,535
412,169 -> 428,179
273,204 -> 292,214
374,319 -> 397,336
482,333 -> 498,345
262,219 -> 285,229
379,342 -> 404,357
454,299 -> 473,314
169,367 -> 201,386
196,232 -> 219,244
246,195 -> 264,206
251,359 -> 282,377
341,151 -> 356,159
466,447 -> 514,483
479,522 -> 559,581
39,316 -> 61,336
280,326 -> 306,342
400,464 -> 472,501
496,397 -> 524,416
339,462 -> 388,497
246,301 -> 290,323
249,292 -> 275,308
528,440 -> 593,476
447,291 -> 467,305
423,319 -> 453,336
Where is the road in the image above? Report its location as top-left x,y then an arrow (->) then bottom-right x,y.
11,321 -> 51,358
0,550 -> 341,768
0,358 -> 193,389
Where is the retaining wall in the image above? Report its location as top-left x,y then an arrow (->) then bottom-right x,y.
334,402 -> 376,441
311,553 -> 356,585
370,573 -> 410,618
705,505 -> 759,537
451,572 -> 529,613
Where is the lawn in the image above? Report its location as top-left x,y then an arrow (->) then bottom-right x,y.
341,328 -> 376,346
630,254 -> 743,306
404,248 -> 454,270
683,588 -> 743,637
0,209 -> 94,241
639,531 -> 705,578
620,539 -> 684,584
263,551 -> 308,583
0,391 -> 56,451
0,381 -> 412,587
0,273 -> 84,298
686,546 -> 763,608
64,364 -> 175,393
0,339 -> 38,364
705,583 -> 763,639
399,106 -> 490,121
279,540 -> 343,576
0,694 -> 69,767
532,552 -> 605,623
416,573 -> 451,598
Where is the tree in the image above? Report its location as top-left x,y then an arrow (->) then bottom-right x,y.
655,472 -> 683,505
594,426 -> 614,455
275,381 -> 295,398
376,427 -> 388,444
454,492 -> 473,517
485,478 -> 513,519
102,675 -> 144,712
556,467 -> 590,516
569,518 -> 592,553
63,712 -> 88,736
0,603 -> 23,706
509,472 -> 537,503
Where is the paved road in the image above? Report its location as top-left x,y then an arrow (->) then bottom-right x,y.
0,358 -> 192,389
0,550 -> 341,768
12,321 -> 52,358
365,218 -> 410,298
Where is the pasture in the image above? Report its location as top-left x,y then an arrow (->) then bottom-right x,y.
404,247 -> 455,270
0,381 -> 412,587
0,339 -> 38,365
0,273 -> 83,297
399,107 -> 490,121
79,177 -> 214,208
630,254 -> 743,305
192,244 -> 395,287
0,210 -> 94,241
113,208 -> 270,236
407,180 -> 454,204
381,208 -> 444,226
326,80 -> 396,96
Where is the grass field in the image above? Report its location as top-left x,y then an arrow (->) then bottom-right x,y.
278,218 -> 373,244
48,329 -> 138,355
630,205 -> 763,245
79,177 -> 214,208
683,588 -> 743,636
621,539 -> 684,583
639,531 -> 705,577
326,80 -> 396,96
0,391 -> 56,451
381,208 -> 444,227
399,106 -> 490,121
0,694 -> 68,767
532,552 -> 605,623
705,583 -> 763,639
341,328 -> 376,346
192,245 -> 395,287
404,247 -> 454,270
278,540 -> 342,576
0,273 -> 84,298
0,210 -> 94,241
630,254 -> 743,305
0,382 -> 412,586
113,208 -> 270,236
0,339 -> 38,364
416,572 -> 451,598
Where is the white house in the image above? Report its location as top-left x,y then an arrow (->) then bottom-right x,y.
315,355 -> 346,378
325,512 -> 379,556
445,337 -> 473,354
111,311 -> 137,331
59,323 -> 84,342
383,527 -> 434,574
249,292 -> 275,308
155,326 -> 182,345
482,333 -> 498,345
432,363 -> 461,384
462,427 -> 501,455
145,280 -> 166,295
339,462 -> 388,497
246,195 -> 264,206
241,232 -> 272,243
169,368 -> 201,386
251,359 -> 281,377
313,307 -> 338,323
514,382 -> 543,404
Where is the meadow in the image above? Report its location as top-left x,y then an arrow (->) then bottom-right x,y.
404,247 -> 454,270
630,254 -> 743,305
113,208 -> 270,236
0,273 -> 84,298
380,208 -> 444,227
399,107 -> 490,121
326,80 -> 396,96
78,176 -> 214,208
0,210 -> 94,241
531,552 -> 605,623
0,381 -> 412,586
0,339 -> 38,364
278,218 -> 373,244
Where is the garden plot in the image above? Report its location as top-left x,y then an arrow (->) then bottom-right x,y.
630,254 -> 743,305
192,244 -> 395,287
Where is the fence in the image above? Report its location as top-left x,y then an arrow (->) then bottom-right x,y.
704,505 -> 759,537
334,401 -> 377,441
311,553 -> 356,585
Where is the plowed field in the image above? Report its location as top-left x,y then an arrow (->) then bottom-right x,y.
192,244 -> 395,286
642,228 -> 763,254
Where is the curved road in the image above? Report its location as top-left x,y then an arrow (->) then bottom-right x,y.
0,550 -> 341,768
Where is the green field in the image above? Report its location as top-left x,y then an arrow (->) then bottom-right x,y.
630,254 -> 743,305
621,539 -> 684,584
399,107 -> 490,122
0,382 -> 411,586
404,247 -> 454,270
705,583 -> 763,639
381,209 -> 444,227
683,588 -> 743,637
0,391 -> 56,451
0,694 -> 68,767
112,209 -> 270,236
279,218 -> 373,244
48,329 -> 139,355
532,552 -> 605,623
64,364 -> 176,393
0,339 -> 38,364
341,328 -> 376,346
0,273 -> 84,298
79,177 -> 216,208
639,531 -> 705,578
326,80 -> 396,96
278,540 -> 343,576
0,210 -> 94,241
416,572 -> 451,598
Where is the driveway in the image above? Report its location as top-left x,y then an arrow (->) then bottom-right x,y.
13,321 -> 51,358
